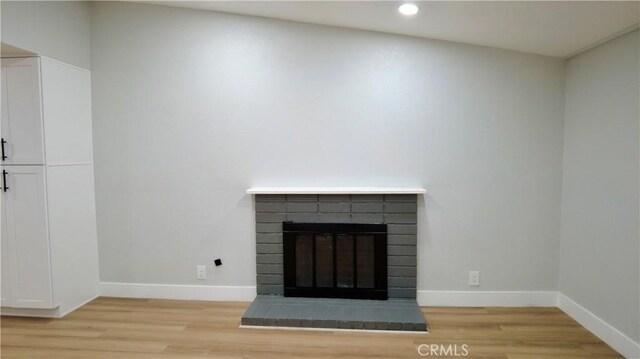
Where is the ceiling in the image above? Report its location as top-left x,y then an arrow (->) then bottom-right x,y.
134,1 -> 639,58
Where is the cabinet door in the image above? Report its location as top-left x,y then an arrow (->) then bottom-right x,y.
0,57 -> 45,165
1,166 -> 54,308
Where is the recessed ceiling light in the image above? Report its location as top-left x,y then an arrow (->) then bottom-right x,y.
398,3 -> 419,16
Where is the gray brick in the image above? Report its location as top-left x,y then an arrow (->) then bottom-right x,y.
256,284 -> 283,295
351,202 -> 383,213
362,307 -> 378,326
389,276 -> 417,287
287,202 -> 318,213
256,223 -> 282,233
287,212 -> 318,222
241,316 -> 257,325
256,233 -> 282,244
351,194 -> 383,202
284,305 -> 304,327
286,194 -> 318,202
363,321 -> 377,330
318,202 -> 350,213
351,213 -> 383,223
384,202 -> 417,213
388,287 -> 415,298
318,212 -> 351,223
255,194 -> 286,202
241,300 -> 261,318
257,275 -> 283,285
384,194 -> 417,202
388,245 -> 416,256
387,224 -> 417,235
299,305 -> 315,327
256,212 -> 287,223
257,264 -> 282,275
388,266 -> 416,277
388,234 -> 416,245
388,255 -> 416,266
402,322 -> 415,331
248,303 -> 270,324
350,307 -> 364,329
256,244 -> 282,254
263,305 -> 281,326
320,306 -> 340,328
374,315 -> 389,330
318,194 -> 351,202
384,213 -> 417,224
256,254 -> 283,264
414,322 -> 428,331
255,202 -> 287,212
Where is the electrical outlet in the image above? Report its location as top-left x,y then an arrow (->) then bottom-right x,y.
468,271 -> 480,286
197,265 -> 207,280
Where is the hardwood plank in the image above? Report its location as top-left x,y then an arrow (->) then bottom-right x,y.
0,297 -> 623,358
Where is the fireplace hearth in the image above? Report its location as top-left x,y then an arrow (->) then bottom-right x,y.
284,222 -> 388,300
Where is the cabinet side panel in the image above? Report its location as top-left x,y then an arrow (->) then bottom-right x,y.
40,57 -> 93,165
46,164 -> 99,314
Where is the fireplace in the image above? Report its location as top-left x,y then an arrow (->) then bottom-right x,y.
243,191 -> 428,332
253,193 -> 419,299
283,222 -> 388,300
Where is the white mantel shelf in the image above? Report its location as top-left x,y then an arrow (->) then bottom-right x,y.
246,187 -> 426,195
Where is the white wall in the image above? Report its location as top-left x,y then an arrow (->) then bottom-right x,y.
560,29 -> 639,346
91,2 -> 565,293
1,1 -> 91,69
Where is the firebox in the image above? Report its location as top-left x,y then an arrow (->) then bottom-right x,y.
283,222 -> 388,300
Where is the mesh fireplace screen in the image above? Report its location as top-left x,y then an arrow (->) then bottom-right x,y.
283,222 -> 387,300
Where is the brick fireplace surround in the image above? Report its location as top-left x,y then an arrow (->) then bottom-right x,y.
254,194 -> 418,298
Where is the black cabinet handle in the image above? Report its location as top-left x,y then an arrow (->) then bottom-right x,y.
1,138 -> 6,161
2,170 -> 8,192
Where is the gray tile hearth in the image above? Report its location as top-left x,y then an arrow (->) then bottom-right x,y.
241,296 -> 428,332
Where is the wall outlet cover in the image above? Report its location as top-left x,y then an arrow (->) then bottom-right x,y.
197,265 -> 207,280
469,271 -> 480,286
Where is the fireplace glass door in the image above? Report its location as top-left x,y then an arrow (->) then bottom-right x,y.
283,222 -> 387,300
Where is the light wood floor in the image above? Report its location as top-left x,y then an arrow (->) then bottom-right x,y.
1,297 -> 621,358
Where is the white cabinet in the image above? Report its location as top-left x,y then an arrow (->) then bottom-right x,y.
1,166 -> 54,308
0,58 -> 45,165
1,56 -> 99,317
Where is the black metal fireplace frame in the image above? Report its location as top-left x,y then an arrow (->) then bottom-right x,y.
283,222 -> 388,300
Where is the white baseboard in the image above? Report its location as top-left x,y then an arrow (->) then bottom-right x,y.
99,282 -> 257,302
1,306 -> 61,318
2,294 -> 99,318
558,293 -> 639,359
417,290 -> 558,307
